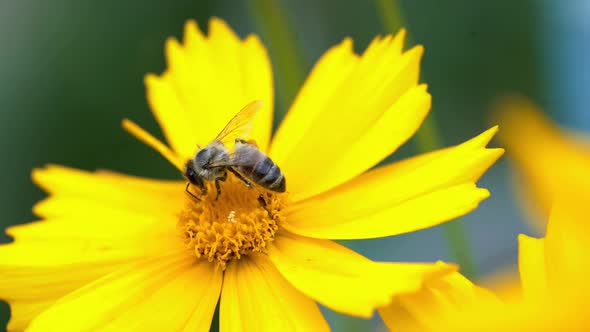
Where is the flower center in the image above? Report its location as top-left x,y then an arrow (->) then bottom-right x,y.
177,174 -> 286,270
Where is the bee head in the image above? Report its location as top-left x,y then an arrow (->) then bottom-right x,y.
184,160 -> 204,188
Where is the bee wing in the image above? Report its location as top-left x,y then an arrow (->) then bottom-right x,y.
214,100 -> 263,147
204,151 -> 233,169
205,150 -> 251,168
205,159 -> 238,168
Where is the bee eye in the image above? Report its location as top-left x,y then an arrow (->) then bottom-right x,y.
197,149 -> 209,159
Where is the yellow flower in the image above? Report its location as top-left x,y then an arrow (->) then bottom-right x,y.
0,18 -> 502,331
493,95 -> 590,228
381,191 -> 590,331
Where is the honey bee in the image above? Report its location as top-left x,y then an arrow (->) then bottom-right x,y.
183,100 -> 286,201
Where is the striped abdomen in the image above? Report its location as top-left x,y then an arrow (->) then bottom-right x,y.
233,144 -> 286,192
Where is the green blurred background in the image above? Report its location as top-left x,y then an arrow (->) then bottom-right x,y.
0,0 -> 560,330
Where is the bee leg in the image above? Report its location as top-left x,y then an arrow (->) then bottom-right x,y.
214,172 -> 228,201
185,183 -> 201,201
228,167 -> 252,188
257,194 -> 267,207
257,194 -> 273,218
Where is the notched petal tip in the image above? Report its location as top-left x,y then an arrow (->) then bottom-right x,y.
475,187 -> 491,200
143,73 -> 159,87
30,164 -> 61,193
183,19 -> 202,44
464,125 -> 501,151
30,167 -> 44,186
243,33 -> 264,48
479,126 -> 505,161
164,37 -> 184,69
32,198 -> 51,218
183,19 -> 199,32
208,16 -> 226,30
4,220 -> 40,239
395,28 -> 407,40
339,36 -> 354,51
417,83 -> 429,92
342,36 -> 354,45
408,44 -> 425,58
165,37 -> 181,51
486,124 -> 500,137
208,16 -> 240,41
319,36 -> 354,58
423,261 -> 459,282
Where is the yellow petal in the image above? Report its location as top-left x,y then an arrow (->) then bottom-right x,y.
3,217 -> 179,267
1,166 -> 186,329
27,254 -> 221,332
0,218 -> 179,330
122,119 -> 185,171
270,31 -> 431,201
283,127 -> 503,239
32,165 -> 183,219
389,280 -> 590,332
0,216 -> 181,330
270,37 -> 357,164
1,261 -> 116,332
220,253 -> 329,332
493,95 -> 590,223
518,234 -> 547,301
29,166 -> 182,259
379,271 -> 499,331
6,299 -> 54,332
544,196 -> 590,297
146,18 -> 273,159
267,232 -> 455,318
407,301 -> 588,332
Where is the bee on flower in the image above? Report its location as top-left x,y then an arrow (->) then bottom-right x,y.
0,18 -> 501,331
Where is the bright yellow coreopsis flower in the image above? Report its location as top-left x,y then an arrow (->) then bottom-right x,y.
380,192 -> 590,331
0,19 -> 502,331
493,96 -> 590,227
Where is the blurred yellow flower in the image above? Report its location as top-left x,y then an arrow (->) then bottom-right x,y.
379,270 -> 500,331
493,96 -> 590,228
0,18 -> 502,331
380,192 -> 590,331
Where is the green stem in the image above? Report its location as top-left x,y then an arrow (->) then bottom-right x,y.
442,220 -> 477,279
375,0 -> 477,278
246,0 -> 306,117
